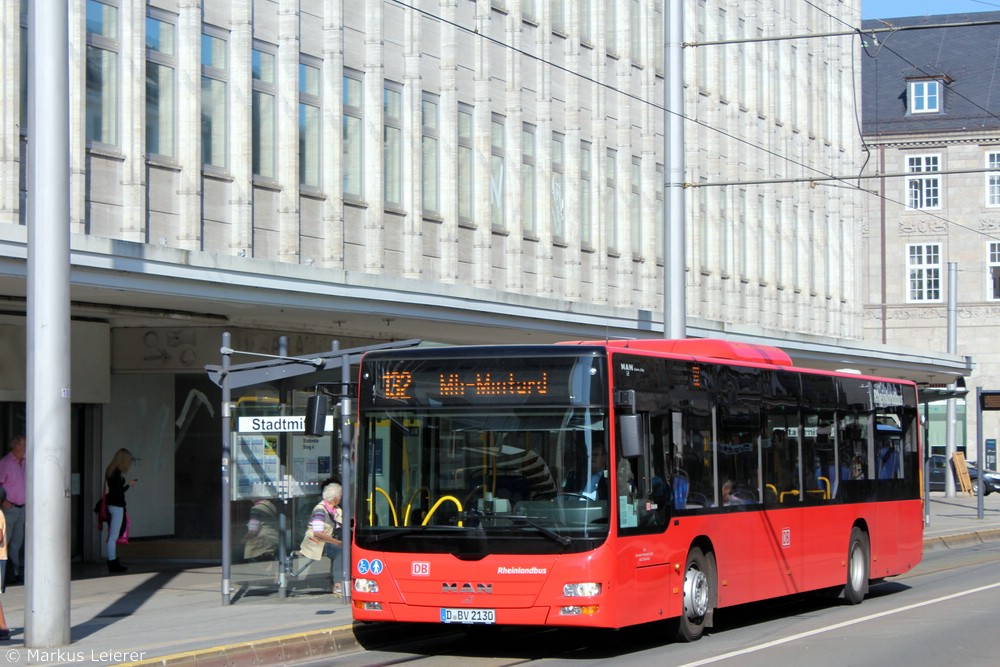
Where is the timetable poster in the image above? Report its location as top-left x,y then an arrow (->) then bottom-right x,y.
234,434 -> 281,499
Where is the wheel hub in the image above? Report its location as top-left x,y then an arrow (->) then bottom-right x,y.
683,566 -> 709,619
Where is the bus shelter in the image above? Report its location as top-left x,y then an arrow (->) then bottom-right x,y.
206,333 -> 420,605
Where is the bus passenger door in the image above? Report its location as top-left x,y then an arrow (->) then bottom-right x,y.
615,407 -> 672,625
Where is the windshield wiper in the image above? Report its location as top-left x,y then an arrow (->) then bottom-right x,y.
505,514 -> 572,546
462,508 -> 571,545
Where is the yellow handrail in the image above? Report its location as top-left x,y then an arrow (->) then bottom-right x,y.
817,476 -> 831,500
422,495 -> 464,527
779,489 -> 800,503
403,487 -> 429,526
369,487 -> 399,527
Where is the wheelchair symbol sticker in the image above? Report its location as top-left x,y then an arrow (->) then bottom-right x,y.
357,559 -> 384,575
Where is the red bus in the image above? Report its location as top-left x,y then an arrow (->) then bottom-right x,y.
350,339 -> 923,640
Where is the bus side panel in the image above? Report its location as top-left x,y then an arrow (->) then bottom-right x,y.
662,501 -> 922,612
872,499 -> 923,577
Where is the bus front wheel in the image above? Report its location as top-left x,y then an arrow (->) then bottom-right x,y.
672,546 -> 712,642
844,527 -> 869,605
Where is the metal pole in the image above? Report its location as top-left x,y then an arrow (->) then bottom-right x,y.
977,387 -> 985,519
221,333 -> 232,605
923,401 -> 931,526
277,336 -> 289,599
945,262 -> 958,497
664,0 -> 686,340
25,0 -> 71,647
340,352 -> 353,603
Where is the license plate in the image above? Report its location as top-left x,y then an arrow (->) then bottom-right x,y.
440,608 -> 496,624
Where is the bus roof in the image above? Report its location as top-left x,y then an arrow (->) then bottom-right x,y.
558,338 -> 793,367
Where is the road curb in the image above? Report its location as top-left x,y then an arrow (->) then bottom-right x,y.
923,528 -> 1000,552
115,624 -> 359,667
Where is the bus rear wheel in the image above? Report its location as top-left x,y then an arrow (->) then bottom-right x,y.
671,546 -> 712,642
844,527 -> 869,605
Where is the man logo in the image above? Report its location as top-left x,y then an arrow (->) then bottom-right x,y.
442,582 -> 493,594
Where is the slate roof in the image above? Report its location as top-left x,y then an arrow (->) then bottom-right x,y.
861,11 -> 1000,137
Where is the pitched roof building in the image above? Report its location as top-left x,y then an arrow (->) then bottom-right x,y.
861,11 -> 1000,458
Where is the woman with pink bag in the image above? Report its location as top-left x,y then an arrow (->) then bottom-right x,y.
104,448 -> 138,574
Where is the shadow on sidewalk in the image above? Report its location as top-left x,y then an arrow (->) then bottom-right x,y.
71,570 -> 181,642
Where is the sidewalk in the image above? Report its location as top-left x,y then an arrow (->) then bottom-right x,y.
1,492 -> 998,667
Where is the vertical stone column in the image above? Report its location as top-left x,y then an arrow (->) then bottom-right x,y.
438,0 -> 459,284
472,0 -> 492,289
364,0 -> 385,273
229,0 -> 253,256
119,0 -> 146,242
67,0 -> 86,235
321,0 -> 345,270
402,5 -> 422,279
176,0 -> 203,250
277,0 -> 301,264
0,1 -> 21,225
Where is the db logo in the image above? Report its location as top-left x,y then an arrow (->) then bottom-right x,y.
412,561 -> 430,576
781,528 -> 791,548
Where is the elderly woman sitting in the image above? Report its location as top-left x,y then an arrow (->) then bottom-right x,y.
299,482 -> 344,594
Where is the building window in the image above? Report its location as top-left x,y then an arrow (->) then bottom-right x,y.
457,106 -> 474,222
343,72 -> 363,198
491,115 -> 506,231
146,14 -> 176,158
552,0 -> 565,34
422,95 -> 439,214
581,141 -> 593,249
201,31 -> 228,169
909,79 -> 940,114
522,124 -> 536,236
605,0 -> 618,56
251,47 -> 276,179
522,0 -> 536,23
552,133 -> 565,242
907,243 -> 942,303
906,154 -> 940,210
299,62 -> 321,188
606,149 -> 618,253
580,0 -> 592,46
86,0 -> 119,146
631,157 -> 641,256
655,163 -> 664,262
990,243 -> 1000,300
383,85 -> 402,206
986,152 -> 1000,208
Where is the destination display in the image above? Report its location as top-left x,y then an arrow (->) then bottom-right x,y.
362,354 -> 605,408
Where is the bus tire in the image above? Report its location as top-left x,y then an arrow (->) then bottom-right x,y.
844,527 -> 869,605
672,546 -> 712,642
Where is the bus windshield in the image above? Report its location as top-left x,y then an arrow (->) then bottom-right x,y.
356,348 -> 611,555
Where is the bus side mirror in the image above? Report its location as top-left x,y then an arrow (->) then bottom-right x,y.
305,394 -> 329,436
619,414 -> 644,458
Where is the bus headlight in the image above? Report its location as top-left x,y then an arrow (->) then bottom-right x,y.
354,578 -> 379,593
563,582 -> 602,597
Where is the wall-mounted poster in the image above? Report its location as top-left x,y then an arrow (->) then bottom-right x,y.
234,434 -> 281,499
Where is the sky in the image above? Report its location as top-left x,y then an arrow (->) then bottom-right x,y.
862,0 -> 1000,19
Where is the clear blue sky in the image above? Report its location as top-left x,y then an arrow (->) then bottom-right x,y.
862,0 -> 1000,20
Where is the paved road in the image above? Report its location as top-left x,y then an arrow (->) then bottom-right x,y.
0,492 -> 997,666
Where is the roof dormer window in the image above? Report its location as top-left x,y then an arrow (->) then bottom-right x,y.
909,79 -> 941,114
